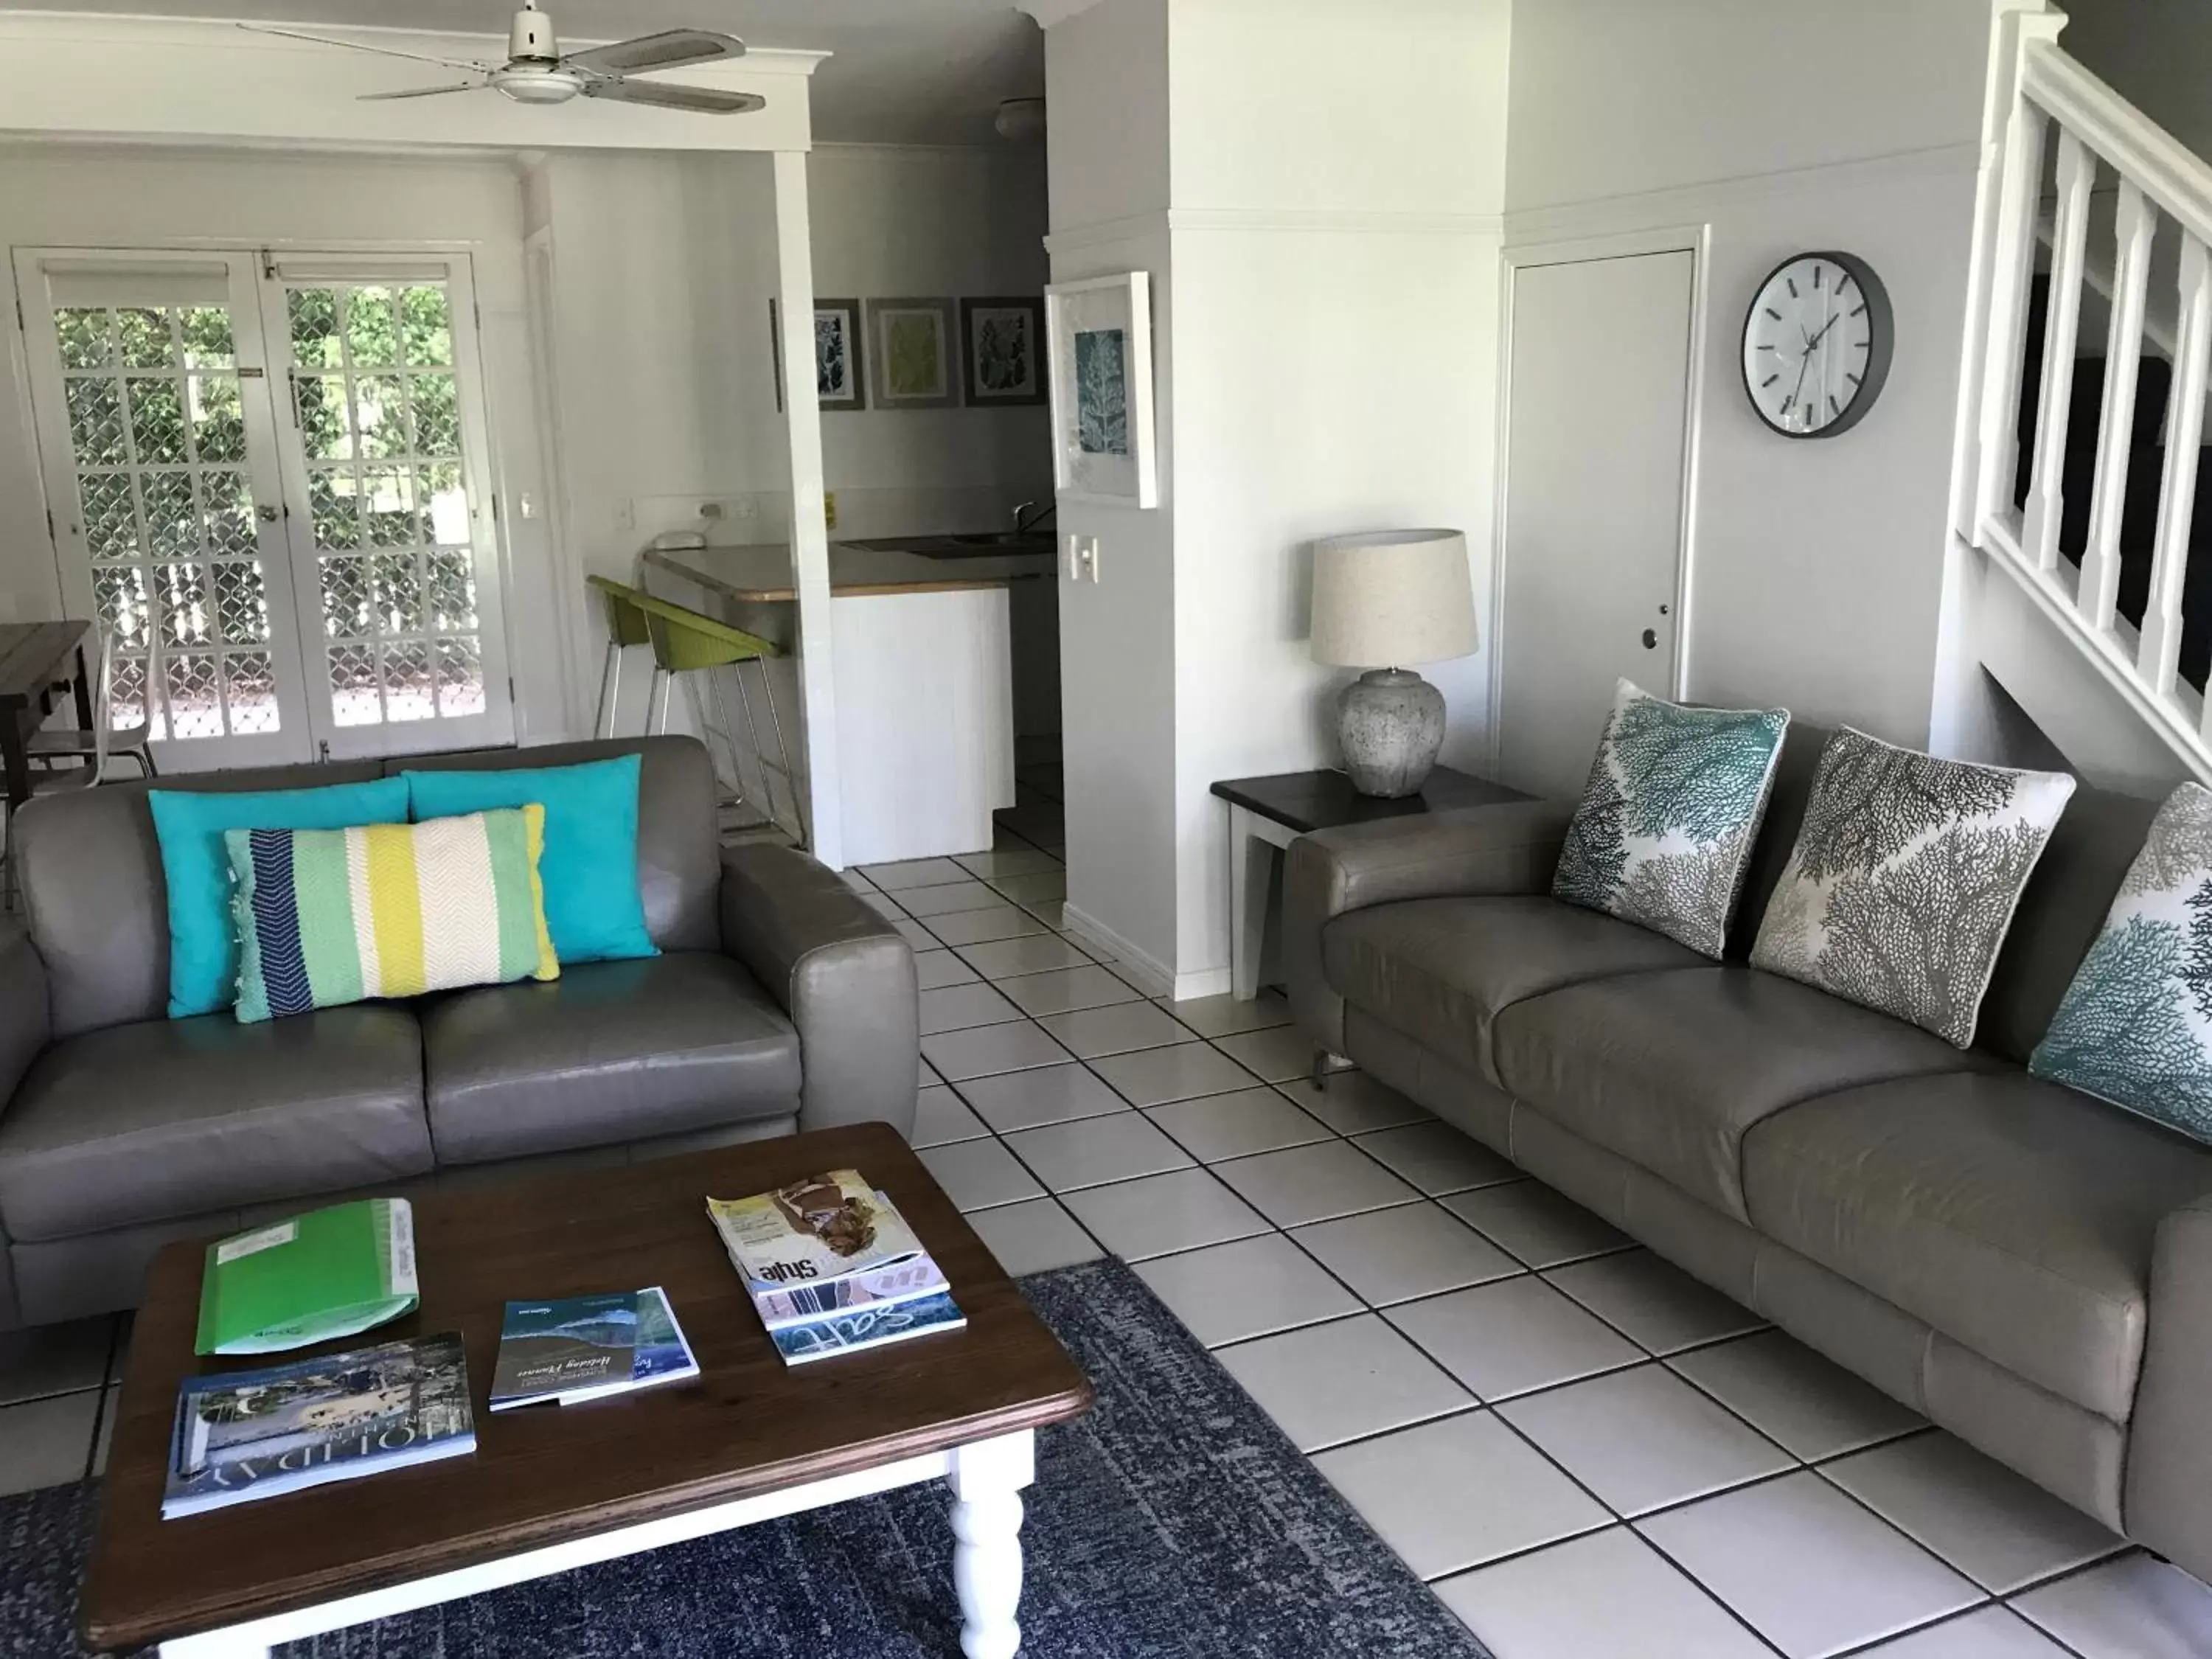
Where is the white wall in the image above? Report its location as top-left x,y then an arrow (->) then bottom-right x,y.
0,143 -> 569,740
1503,0 -> 1999,751
2056,0 -> 2212,168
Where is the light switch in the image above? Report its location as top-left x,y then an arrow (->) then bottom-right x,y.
1067,534 -> 1101,584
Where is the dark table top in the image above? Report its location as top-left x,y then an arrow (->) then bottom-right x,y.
0,619 -> 87,703
1210,765 -> 1534,834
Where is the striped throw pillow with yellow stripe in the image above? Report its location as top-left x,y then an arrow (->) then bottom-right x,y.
224,806 -> 558,1023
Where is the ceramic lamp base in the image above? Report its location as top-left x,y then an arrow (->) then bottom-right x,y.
1338,668 -> 1444,798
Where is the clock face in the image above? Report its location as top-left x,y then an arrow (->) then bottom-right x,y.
1740,252 -> 1892,439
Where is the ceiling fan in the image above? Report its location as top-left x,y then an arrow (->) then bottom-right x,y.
241,2 -> 766,114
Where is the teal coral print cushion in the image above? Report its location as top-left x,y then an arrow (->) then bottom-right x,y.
2031,783 -> 2212,1143
1552,679 -> 1790,958
1750,727 -> 2076,1048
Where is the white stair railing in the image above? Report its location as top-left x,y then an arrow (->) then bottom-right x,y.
1969,35 -> 2212,766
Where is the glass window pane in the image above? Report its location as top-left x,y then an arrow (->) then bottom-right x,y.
95,566 -> 150,650
383,641 -> 434,722
187,375 -> 246,464
320,555 -> 373,640
328,644 -> 380,726
435,636 -> 484,717
80,472 -> 138,560
155,562 -> 210,647
112,653 -> 151,739
361,467 -> 417,549
213,560 -> 270,645
345,286 -> 400,368
66,378 -> 126,467
292,374 -> 353,461
420,462 -> 468,544
355,375 -> 409,459
309,467 -> 361,552
128,377 -> 187,465
57,308 -> 112,370
372,551 -> 423,635
400,286 -> 452,366
223,651 -> 279,734
428,549 -> 477,631
116,307 -> 173,370
178,307 -> 235,369
164,650 -> 222,739
288,288 -> 341,369
202,469 -> 257,557
411,373 -> 459,457
141,472 -> 198,558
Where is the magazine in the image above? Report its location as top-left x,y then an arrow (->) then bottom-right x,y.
771,1290 -> 968,1365
749,1254 -> 951,1332
489,1287 -> 700,1411
706,1170 -> 926,1291
164,1332 -> 473,1519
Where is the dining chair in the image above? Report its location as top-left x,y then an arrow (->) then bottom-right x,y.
27,627 -> 155,779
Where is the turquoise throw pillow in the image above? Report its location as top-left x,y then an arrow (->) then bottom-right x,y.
149,776 -> 411,1018
403,754 -> 656,964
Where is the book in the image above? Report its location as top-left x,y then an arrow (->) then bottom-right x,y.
489,1287 -> 700,1411
164,1332 -> 473,1519
749,1253 -> 952,1332
194,1197 -> 419,1357
706,1171 -> 926,1292
770,1290 -> 969,1365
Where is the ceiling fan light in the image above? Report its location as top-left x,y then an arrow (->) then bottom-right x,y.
493,66 -> 582,103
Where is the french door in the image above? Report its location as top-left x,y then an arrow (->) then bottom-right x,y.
16,247 -> 514,769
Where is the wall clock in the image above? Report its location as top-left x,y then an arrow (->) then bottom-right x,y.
1740,251 -> 1893,439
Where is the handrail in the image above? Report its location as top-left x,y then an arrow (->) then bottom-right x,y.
2021,44 -> 2212,251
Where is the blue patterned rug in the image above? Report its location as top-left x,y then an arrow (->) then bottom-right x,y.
2,1259 -> 1492,1658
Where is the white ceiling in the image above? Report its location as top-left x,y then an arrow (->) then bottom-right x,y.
0,1 -> 1046,146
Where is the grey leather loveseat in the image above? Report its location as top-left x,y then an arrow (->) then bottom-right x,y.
1287,723 -> 2212,1584
0,734 -> 917,1329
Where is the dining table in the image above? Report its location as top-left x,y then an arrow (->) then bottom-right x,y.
0,619 -> 92,808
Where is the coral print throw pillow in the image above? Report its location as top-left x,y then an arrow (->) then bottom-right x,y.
1750,727 -> 2076,1048
1552,679 -> 1790,959
2031,783 -> 2212,1144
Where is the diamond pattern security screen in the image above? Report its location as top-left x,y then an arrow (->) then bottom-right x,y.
55,302 -> 277,742
285,282 -> 484,729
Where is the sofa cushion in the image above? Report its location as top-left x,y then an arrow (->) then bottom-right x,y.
1324,896 -> 1703,1081
0,1007 -> 431,1242
1492,966 -> 1984,1220
1743,1070 -> 2212,1421
422,953 -> 801,1165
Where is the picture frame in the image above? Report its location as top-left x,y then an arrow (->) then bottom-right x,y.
863,296 -> 961,410
1044,272 -> 1158,509
959,297 -> 1048,406
769,296 -> 866,413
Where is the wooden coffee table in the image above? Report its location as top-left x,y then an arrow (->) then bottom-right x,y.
80,1122 -> 1093,1659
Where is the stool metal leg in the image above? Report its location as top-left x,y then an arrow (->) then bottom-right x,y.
751,658 -> 805,843
594,640 -> 621,738
707,664 -> 754,816
649,667 -> 674,735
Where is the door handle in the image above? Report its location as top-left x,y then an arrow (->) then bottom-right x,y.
1641,628 -> 1658,650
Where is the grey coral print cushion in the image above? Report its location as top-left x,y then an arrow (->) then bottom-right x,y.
1750,726 -> 2076,1048
1552,679 -> 1790,958
2032,783 -> 2212,1144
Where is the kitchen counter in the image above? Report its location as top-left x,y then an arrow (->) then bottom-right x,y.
641,538 -> 1056,603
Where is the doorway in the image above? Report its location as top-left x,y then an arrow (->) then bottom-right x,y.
15,246 -> 514,771
1495,244 -> 1699,803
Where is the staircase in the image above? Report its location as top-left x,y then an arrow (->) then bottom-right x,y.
1963,15 -> 2212,783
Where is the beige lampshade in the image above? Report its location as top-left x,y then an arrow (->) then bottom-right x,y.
1309,529 -> 1478,668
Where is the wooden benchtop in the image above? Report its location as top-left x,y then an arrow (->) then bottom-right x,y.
644,539 -> 1056,603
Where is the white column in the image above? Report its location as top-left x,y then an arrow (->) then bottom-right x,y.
947,1430 -> 1033,1659
772,147 -> 844,869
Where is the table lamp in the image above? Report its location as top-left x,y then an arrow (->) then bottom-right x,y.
1309,529 -> 1478,798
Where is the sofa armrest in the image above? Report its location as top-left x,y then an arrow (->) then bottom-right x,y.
2124,1192 -> 2212,1583
0,922 -> 49,1116
719,844 -> 919,1141
1284,800 -> 1572,1054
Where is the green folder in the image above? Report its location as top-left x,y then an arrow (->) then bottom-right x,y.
194,1197 -> 420,1357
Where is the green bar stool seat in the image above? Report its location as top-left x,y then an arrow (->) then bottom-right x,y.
586,574 -> 653,740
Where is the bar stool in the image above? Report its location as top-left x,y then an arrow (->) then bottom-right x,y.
627,589 -> 804,845
585,574 -> 653,739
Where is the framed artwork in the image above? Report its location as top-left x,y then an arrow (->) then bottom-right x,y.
769,296 -> 866,412
959,297 -> 1047,406
864,296 -> 961,409
1044,271 -> 1158,508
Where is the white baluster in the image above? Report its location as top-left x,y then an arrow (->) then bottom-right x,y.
2140,234 -> 2208,713
2025,129 -> 2098,576
1980,100 -> 2050,534
2080,180 -> 2157,633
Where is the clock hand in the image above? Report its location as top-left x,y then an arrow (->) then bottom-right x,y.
1805,313 -> 1842,352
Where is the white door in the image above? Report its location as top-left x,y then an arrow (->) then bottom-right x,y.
1496,249 -> 1696,804
18,248 -> 515,769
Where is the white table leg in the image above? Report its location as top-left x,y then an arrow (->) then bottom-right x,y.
1230,804 -> 1265,1001
160,1632 -> 269,1659
948,1430 -> 1034,1659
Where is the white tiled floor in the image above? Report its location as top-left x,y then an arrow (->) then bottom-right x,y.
6,783 -> 2209,1659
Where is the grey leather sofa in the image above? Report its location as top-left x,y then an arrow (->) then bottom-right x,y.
0,735 -> 917,1330
1287,723 -> 2212,1584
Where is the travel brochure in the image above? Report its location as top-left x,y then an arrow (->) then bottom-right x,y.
166,1168 -> 959,1516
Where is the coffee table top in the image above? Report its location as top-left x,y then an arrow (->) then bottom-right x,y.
81,1122 -> 1093,1651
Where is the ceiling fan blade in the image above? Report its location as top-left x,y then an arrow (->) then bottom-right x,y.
563,29 -> 744,76
358,81 -> 487,102
238,22 -> 493,74
582,77 -> 765,115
